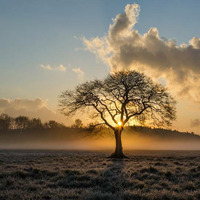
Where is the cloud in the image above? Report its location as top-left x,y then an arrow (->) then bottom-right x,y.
40,64 -> 66,72
83,3 -> 200,103
72,67 -> 84,79
0,98 -> 63,122
191,119 -> 200,127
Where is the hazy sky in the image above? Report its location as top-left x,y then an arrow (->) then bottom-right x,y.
0,0 -> 200,133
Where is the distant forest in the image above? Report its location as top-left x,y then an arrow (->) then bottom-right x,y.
0,113 -> 66,131
0,113 -> 199,140
0,113 -> 200,151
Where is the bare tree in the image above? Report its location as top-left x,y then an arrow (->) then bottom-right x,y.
0,114 -> 12,131
29,118 -> 43,129
59,70 -> 176,158
15,116 -> 30,130
45,120 -> 65,129
71,119 -> 83,128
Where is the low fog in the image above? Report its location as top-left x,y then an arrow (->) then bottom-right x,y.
1,128 -> 200,151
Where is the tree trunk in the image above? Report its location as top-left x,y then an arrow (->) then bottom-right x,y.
109,129 -> 126,158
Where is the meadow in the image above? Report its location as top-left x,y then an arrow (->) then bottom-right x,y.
0,150 -> 200,200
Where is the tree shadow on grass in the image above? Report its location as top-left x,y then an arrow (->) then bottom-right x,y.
84,158 -> 126,200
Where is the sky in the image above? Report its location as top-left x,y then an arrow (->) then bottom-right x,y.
0,0 -> 200,134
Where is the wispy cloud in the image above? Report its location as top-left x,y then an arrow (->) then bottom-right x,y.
83,3 -> 200,103
72,67 -> 84,79
40,64 -> 66,72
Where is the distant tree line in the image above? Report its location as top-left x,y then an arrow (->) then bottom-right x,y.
0,113 -> 66,131
127,126 -> 197,139
0,113 -> 197,139
0,113 -> 88,133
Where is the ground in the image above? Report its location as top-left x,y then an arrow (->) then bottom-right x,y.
0,150 -> 200,200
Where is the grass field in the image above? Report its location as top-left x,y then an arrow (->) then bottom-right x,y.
0,150 -> 200,200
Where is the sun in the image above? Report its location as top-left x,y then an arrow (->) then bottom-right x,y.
118,121 -> 122,126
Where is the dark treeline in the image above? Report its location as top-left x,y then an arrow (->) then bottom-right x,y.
0,113 -> 66,132
0,113 -> 199,141
0,114 -> 89,134
1,114 -> 200,150
126,126 -> 199,140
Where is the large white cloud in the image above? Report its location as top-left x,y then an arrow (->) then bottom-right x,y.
83,3 -> 200,103
0,98 -> 63,122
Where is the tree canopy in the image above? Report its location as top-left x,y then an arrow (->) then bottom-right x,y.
59,70 -> 176,130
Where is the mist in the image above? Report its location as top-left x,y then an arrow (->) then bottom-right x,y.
1,128 -> 200,151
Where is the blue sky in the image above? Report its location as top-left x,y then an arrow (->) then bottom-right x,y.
0,0 -> 200,132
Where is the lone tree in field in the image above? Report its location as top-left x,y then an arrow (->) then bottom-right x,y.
59,70 -> 176,158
